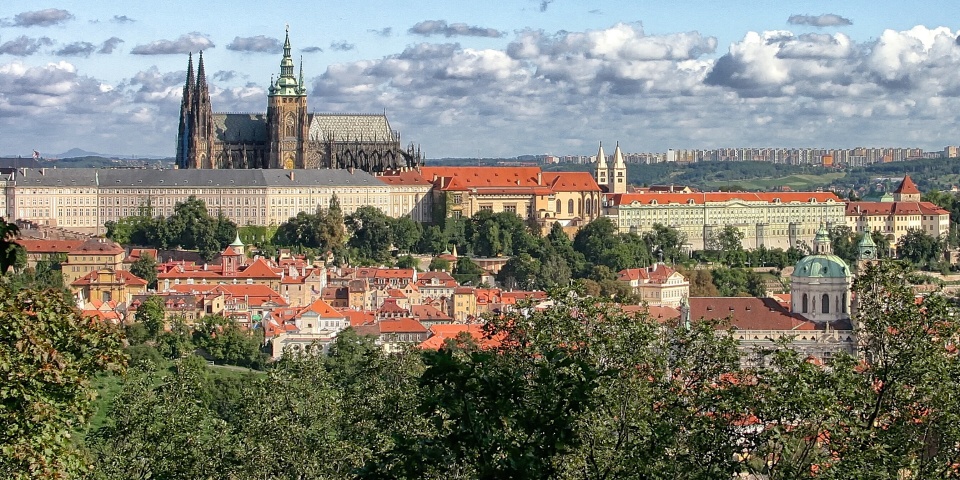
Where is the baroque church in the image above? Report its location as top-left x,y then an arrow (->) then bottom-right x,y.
176,27 -> 422,172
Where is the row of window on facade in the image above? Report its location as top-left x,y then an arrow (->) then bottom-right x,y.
799,292 -> 847,314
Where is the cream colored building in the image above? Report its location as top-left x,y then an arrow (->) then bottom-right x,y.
1,168 -> 409,234
604,191 -> 846,251
418,166 -> 601,227
845,175 -> 950,249
617,264 -> 689,307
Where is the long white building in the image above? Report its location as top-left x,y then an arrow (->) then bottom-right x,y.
2,168 -> 431,234
604,191 -> 846,250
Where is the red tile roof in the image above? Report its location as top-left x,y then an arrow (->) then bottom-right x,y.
846,201 -> 949,216
608,191 -> 842,207
70,238 -> 125,255
541,171 -> 601,192
618,264 -> 680,284
378,318 -> 428,334
299,298 -> 343,319
419,324 -> 503,350
688,297 -> 851,331
16,239 -> 85,254
895,174 -> 920,195
239,258 -> 280,278
376,169 -> 433,186
72,269 -> 147,287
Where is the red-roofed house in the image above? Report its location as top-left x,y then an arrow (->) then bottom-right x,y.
16,238 -> 84,269
63,238 -> 126,285
268,298 -> 348,359
72,268 -> 148,304
845,175 -> 949,249
419,324 -> 503,350
617,264 -> 689,307
418,166 -> 601,227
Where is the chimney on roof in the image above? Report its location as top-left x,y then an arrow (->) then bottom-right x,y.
537,172 -> 542,185
289,171 -> 295,181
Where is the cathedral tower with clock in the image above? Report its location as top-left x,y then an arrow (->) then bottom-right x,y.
176,27 -> 421,172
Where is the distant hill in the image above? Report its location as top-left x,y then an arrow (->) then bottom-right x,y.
52,148 -> 170,160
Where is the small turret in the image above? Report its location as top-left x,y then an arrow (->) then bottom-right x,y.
813,224 -> 832,255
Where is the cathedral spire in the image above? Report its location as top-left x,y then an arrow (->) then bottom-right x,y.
272,25 -> 302,96
182,52 -> 195,104
196,50 -> 207,89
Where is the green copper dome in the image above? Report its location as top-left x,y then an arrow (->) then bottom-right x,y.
793,254 -> 850,279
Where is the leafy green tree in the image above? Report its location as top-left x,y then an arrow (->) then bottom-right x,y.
192,315 -> 266,369
135,295 -> 166,338
0,219 -> 20,275
537,250 -> 572,290
418,225 -> 447,255
129,252 -> 158,290
346,206 -> 394,264
573,217 -> 619,265
496,253 -> 540,290
829,224 -> 858,265
396,254 -> 418,270
453,256 -> 484,285
0,282 -> 125,479
392,216 -> 422,253
428,257 -> 451,272
643,223 -> 688,264
897,227 -> 943,267
88,357 -> 236,479
710,267 -> 748,296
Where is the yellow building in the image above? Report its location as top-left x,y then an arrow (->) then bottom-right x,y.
71,268 -> 147,304
451,286 -> 477,322
419,166 -> 601,227
845,175 -> 950,249
62,238 -> 126,286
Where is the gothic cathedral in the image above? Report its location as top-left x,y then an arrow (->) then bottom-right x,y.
176,27 -> 422,172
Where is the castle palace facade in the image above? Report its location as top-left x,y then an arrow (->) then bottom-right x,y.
176,28 -> 421,172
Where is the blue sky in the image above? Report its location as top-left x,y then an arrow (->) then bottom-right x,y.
2,1 -> 960,158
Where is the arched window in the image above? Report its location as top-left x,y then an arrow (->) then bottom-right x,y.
568,199 -> 574,214
585,198 -> 592,216
822,293 -> 830,314
556,199 -> 561,214
802,293 -> 808,313
841,293 -> 847,313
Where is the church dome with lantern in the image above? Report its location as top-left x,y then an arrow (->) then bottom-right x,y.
790,225 -> 852,323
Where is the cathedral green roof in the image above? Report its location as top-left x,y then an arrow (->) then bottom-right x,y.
793,254 -> 851,279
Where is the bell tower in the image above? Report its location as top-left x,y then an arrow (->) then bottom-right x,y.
595,142 -> 608,187
267,26 -> 309,169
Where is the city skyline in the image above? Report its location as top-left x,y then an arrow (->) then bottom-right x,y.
2,1 -> 960,158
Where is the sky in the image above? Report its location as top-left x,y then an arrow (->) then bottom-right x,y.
2,1 -> 960,158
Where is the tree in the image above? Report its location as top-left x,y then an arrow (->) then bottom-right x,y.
0,282 -> 125,479
0,218 -> 20,275
129,253 -> 159,290
418,225 -> 447,255
345,206 -> 394,264
193,315 -> 266,369
829,224 -> 858,265
396,254 -> 418,270
643,223 -> 688,264
453,256 -> 484,285
135,295 -> 167,338
897,228 -> 943,267
428,257 -> 451,272
496,253 -> 540,290
573,217 -> 619,266
710,225 -> 745,266
392,217 -> 422,254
